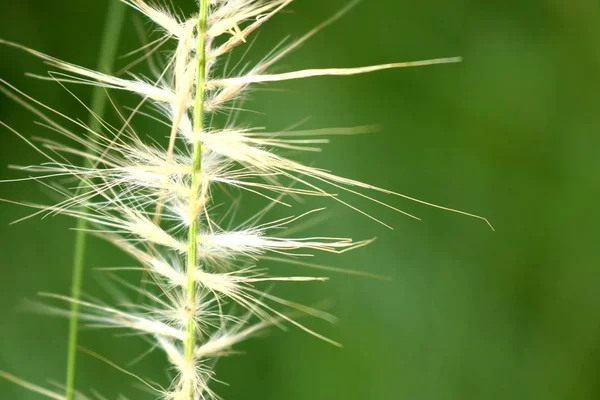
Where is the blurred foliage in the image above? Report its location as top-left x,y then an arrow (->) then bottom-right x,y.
1,1 -> 599,399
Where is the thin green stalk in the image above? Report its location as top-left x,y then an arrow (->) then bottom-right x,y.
185,1 -> 210,398
66,2 -> 126,400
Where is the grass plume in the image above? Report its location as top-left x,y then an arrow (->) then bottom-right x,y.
0,1 -> 490,399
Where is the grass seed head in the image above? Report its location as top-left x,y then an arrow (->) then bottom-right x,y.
0,1 -> 488,399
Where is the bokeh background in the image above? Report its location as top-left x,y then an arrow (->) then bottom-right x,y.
1,0 -> 599,399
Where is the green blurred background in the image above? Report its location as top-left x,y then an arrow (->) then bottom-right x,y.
1,0 -> 599,399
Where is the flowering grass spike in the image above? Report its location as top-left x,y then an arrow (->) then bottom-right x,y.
0,0 -> 491,399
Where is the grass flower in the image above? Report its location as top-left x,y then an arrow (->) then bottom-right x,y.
1,1 -> 491,399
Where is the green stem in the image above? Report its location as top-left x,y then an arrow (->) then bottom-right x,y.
65,2 -> 126,400
185,1 -> 210,398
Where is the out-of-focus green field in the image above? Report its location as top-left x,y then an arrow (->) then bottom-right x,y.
1,1 -> 599,399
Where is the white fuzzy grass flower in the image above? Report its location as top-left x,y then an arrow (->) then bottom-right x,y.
0,1 -> 492,399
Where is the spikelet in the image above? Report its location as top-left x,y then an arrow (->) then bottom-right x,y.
1,1 -> 490,399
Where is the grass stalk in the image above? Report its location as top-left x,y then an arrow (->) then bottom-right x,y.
184,1 -> 210,398
65,2 -> 126,400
